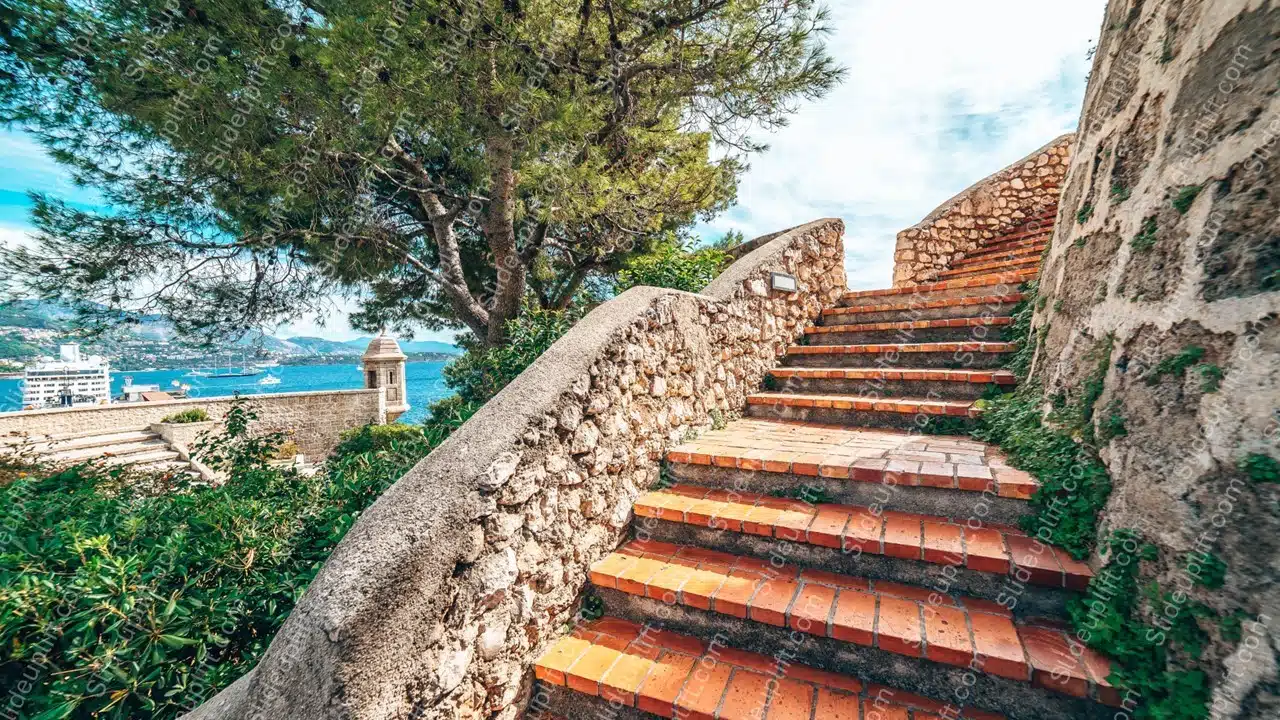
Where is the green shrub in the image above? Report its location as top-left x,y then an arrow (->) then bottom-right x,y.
1004,280 -> 1039,381
1077,203 -> 1094,224
1132,217 -> 1158,252
1194,363 -> 1224,393
1146,346 -> 1206,385
1239,452 -> 1280,483
0,400 -> 435,719
333,423 -> 428,458
1111,182 -> 1132,203
161,408 -> 210,424
1172,185 -> 1202,214
1070,532 -> 1213,720
615,239 -> 729,294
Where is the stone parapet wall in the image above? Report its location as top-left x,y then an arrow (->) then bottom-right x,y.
186,218 -> 847,720
0,389 -> 386,459
1031,1 -> 1279,718
892,134 -> 1073,286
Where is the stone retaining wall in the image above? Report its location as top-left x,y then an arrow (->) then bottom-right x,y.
186,218 -> 847,720
892,134 -> 1073,286
1032,1 -> 1279,716
0,389 -> 386,459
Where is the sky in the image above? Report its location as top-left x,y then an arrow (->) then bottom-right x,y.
0,0 -> 1107,342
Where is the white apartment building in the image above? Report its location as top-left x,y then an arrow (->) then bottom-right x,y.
21,344 -> 112,409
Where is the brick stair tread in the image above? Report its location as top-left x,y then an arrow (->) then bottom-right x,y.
632,483 -> 1084,585
983,225 -> 1055,245
807,317 -> 1013,334
841,270 -> 1036,302
770,368 -> 1017,385
824,293 -> 1025,318
588,542 -> 1116,705
665,419 -> 1037,499
535,615 -> 1011,719
939,258 -> 1040,278
962,241 -> 1048,263
787,341 -> 1017,356
747,392 -> 979,418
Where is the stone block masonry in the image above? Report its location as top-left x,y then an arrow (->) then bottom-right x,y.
0,389 -> 386,459
893,134 -> 1073,287
184,218 -> 847,720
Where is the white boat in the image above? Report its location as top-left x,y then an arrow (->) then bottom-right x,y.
21,344 -> 111,409
185,369 -> 210,377
258,374 -> 281,386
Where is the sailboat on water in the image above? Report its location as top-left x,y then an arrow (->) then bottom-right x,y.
207,353 -> 262,379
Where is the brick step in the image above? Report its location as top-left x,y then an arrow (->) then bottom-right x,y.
960,240 -> 1048,264
631,484 -> 1081,588
745,392 -> 978,430
534,616 -> 1013,720
822,293 -> 1025,324
805,317 -> 1013,345
767,368 -> 1015,402
839,270 -> 1036,308
982,223 -> 1056,246
665,420 -> 1033,525
588,543 -> 1117,718
942,266 -> 1039,282
783,342 -> 1016,370
939,258 -> 1041,280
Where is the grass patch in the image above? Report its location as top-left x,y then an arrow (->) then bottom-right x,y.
1132,217 -> 1158,252
1112,182 -> 1132,203
1077,202 -> 1094,225
1172,185 -> 1202,214
1145,345 -> 1206,385
1239,452 -> 1279,483
161,408 -> 210,423
769,485 -> 834,505
1194,363 -> 1223,392
1099,399 -> 1128,442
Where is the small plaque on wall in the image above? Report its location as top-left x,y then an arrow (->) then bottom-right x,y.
770,272 -> 798,292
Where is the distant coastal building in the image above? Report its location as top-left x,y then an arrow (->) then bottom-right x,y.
362,333 -> 409,422
21,344 -> 111,409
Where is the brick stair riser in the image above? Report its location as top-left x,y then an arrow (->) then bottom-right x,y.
634,518 -> 1066,619
663,463 -> 1031,526
767,377 -> 1001,402
529,683 -> 652,720
957,248 -> 1046,267
962,240 -> 1048,262
783,350 -> 1010,370
823,299 -> 1023,325
838,277 -> 1030,309
947,254 -> 1043,271
594,589 -> 1108,720
807,325 -> 1012,345
746,403 -> 976,432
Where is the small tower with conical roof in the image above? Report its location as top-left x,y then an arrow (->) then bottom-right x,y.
363,333 -> 409,422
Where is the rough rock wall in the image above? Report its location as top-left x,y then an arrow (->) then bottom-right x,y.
185,219 -> 847,720
1032,0 -> 1279,717
892,135 -> 1073,287
0,389 -> 386,458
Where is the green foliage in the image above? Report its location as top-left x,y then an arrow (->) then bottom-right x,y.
761,373 -> 781,392
615,239 -> 730,294
1186,552 -> 1227,589
1172,186 -> 1203,214
0,402 -> 436,719
1077,203 -> 1095,224
1146,346 -> 1206,386
1238,452 -> 1280,483
1099,400 -> 1128,442
332,423 -> 429,458
578,593 -> 606,622
1133,217 -> 1159,252
769,486 -> 834,505
974,387 -> 1112,558
709,409 -> 728,431
1004,280 -> 1039,381
1112,182 -> 1132,203
443,304 -> 591,407
1070,532 -> 1213,720
161,408 -> 210,424
918,416 -> 979,436
1194,364 -> 1224,393
1220,611 -> 1247,643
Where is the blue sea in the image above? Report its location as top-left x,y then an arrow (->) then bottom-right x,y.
0,361 -> 454,424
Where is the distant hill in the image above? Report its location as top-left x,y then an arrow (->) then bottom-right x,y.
286,336 -> 361,355
343,337 -> 462,355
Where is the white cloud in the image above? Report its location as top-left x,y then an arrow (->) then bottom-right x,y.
696,0 -> 1107,289
0,224 -> 37,250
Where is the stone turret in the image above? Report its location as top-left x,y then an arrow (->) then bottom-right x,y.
362,333 -> 409,422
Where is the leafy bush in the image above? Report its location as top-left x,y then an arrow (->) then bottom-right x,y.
1239,452 -> 1279,483
160,408 -> 210,424
1004,281 -> 1039,381
0,399 -> 436,719
1146,345 -> 1206,385
1172,185 -> 1202,214
615,239 -> 729,294
443,304 -> 591,406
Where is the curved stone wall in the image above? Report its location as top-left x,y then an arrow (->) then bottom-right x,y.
892,134 -> 1074,286
186,218 -> 847,720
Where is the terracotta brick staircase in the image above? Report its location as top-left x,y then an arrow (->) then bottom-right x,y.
532,211 -> 1122,719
